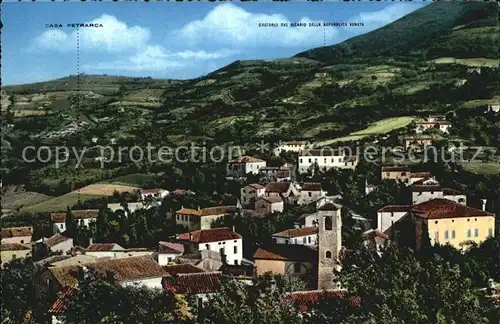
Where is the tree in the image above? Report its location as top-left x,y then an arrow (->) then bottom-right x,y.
65,206 -> 77,237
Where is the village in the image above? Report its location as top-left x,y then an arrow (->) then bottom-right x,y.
2,114 -> 499,322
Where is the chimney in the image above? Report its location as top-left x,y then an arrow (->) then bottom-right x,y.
197,205 -> 201,211
232,225 -> 236,233
294,223 -> 301,229
88,237 -> 93,245
481,199 -> 487,211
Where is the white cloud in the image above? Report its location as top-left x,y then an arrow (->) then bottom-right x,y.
173,3 -> 338,48
85,45 -> 239,72
29,15 -> 150,53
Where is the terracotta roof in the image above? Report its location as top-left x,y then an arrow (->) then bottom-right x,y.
363,229 -> 389,240
48,287 -> 77,314
162,264 -> 206,276
411,185 -> 442,193
49,256 -> 167,288
253,245 -> 317,263
301,183 -> 323,191
412,178 -> 439,186
172,189 -> 185,195
51,210 -> 99,223
230,155 -> 265,163
0,226 -> 33,238
265,182 -> 292,193
273,227 -> 318,238
260,196 -> 283,204
44,234 -> 72,248
286,290 -> 361,313
247,183 -> 265,190
163,271 -> 222,294
411,199 -> 494,219
410,172 -> 433,178
276,170 -> 292,178
299,148 -> 346,156
158,242 -> 185,254
0,243 -> 31,251
175,206 -> 236,217
86,243 -> 123,252
177,227 -> 242,244
442,188 -> 463,195
381,166 -> 410,172
377,205 -> 412,213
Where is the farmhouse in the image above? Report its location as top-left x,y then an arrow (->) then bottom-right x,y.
240,183 -> 265,207
226,155 -> 266,178
175,206 -> 239,230
255,196 -> 285,216
1,226 -> 33,244
51,210 -> 98,234
298,148 -> 358,174
381,165 -> 410,183
273,140 -> 311,155
272,227 -> 318,246
297,183 -> 326,205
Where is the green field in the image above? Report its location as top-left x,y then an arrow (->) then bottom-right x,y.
316,116 -> 416,146
102,173 -> 157,187
21,193 -> 101,213
1,191 -> 54,210
461,162 -> 500,175
430,57 -> 500,67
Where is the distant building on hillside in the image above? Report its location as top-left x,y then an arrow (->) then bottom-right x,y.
50,210 -> 98,234
273,141 -> 311,156
226,156 -> 266,178
298,148 -> 358,174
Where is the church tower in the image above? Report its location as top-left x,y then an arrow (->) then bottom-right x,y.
317,202 -> 342,290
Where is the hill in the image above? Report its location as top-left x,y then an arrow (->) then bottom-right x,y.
295,1 -> 498,63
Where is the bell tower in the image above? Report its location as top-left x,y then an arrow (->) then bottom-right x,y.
317,202 -> 342,290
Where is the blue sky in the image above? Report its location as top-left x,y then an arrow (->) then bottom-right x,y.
2,2 -> 426,85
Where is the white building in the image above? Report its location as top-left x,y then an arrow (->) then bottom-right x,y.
1,226 -> 33,245
226,156 -> 266,178
241,183 -> 266,207
272,227 -> 318,246
297,183 -> 326,205
258,166 -> 293,182
255,196 -> 285,216
176,227 -> 243,265
158,242 -> 185,266
175,206 -> 238,231
107,202 -> 151,216
409,172 -> 434,185
412,185 -> 444,205
264,182 -> 300,202
140,188 -> 169,201
362,229 -> 389,254
273,141 -> 311,156
43,234 -> 74,255
486,102 -> 499,113
442,188 -> 467,205
415,121 -> 452,134
298,149 -> 358,174
377,205 -> 412,233
50,210 -> 99,234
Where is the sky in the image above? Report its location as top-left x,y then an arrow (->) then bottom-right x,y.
2,1 -> 427,85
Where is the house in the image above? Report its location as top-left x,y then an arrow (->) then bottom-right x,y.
254,196 -> 284,216
297,183 -> 326,205
1,243 -> 31,266
377,205 -> 413,233
107,202 -> 150,216
162,264 -> 206,276
50,210 -> 98,234
272,227 -> 318,246
264,182 -> 300,202
163,271 -> 222,310
295,213 -> 317,228
253,244 -> 318,280
486,102 -> 500,113
240,183 -> 265,207
467,67 -> 481,75
139,188 -> 169,201
39,255 -> 168,299
442,188 -> 467,205
404,137 -> 434,151
175,206 -> 239,231
226,155 -> 266,178
175,249 -> 224,272
415,119 -> 452,134
409,172 -> 434,185
49,287 -> 77,323
158,242 -> 185,265
85,243 -> 124,258
381,165 -> 410,183
177,227 -> 243,265
365,183 -> 377,195
42,234 -> 74,255
411,185 -> 443,205
298,148 -> 358,174
286,290 -> 361,315
273,140 -> 311,156
171,189 -> 196,196
258,166 -> 293,182
47,255 -> 98,268
1,226 -> 33,244
362,229 -> 389,253
411,199 -> 495,250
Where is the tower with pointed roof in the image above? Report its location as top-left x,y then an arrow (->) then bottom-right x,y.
317,202 -> 342,290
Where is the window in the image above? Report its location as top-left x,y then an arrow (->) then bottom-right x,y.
167,257 -> 172,262
444,231 -> 449,240
474,229 -> 479,237
20,240 -> 24,244
299,158 -> 303,163
308,192 -> 312,197
285,239 -> 289,244
234,260 -> 238,265
467,229 -> 471,238
272,238 -> 277,244
60,224 -> 64,229
324,216 -> 333,230
308,236 -> 311,244
324,158 -> 327,163
308,158 -> 311,163
206,244 -> 210,250
434,231 -> 439,242
489,228 -> 493,237
325,251 -> 332,258
234,246 -> 237,254
386,172 -> 390,177
294,262 -> 302,273
452,230 -> 456,239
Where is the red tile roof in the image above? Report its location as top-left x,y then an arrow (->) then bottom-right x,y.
286,290 -> 361,313
377,205 -> 413,213
48,287 -> 77,314
0,226 -> 33,238
162,264 -> 206,276
44,234 -> 72,248
141,188 -> 165,194
411,199 -> 494,219
301,183 -> 323,191
260,196 -> 283,204
410,172 -> 433,178
86,243 -> 123,252
253,245 -> 317,263
230,155 -> 265,163
265,182 -> 292,193
50,210 -> 99,223
0,243 -> 31,251
175,206 -> 236,217
272,227 -> 318,238
162,271 -> 222,294
177,227 -> 242,244
363,229 -> 389,240
248,183 -> 265,190
158,242 -> 185,254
